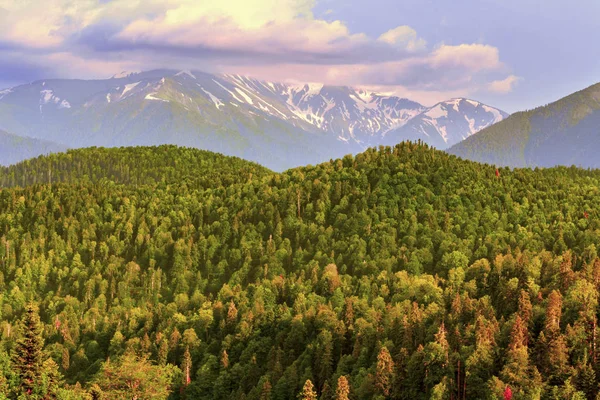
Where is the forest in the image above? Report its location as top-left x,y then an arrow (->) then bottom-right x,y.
1,142 -> 600,399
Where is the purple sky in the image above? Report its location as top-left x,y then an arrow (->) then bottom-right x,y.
0,0 -> 598,112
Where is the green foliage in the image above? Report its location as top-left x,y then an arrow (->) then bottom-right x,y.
91,352 -> 179,399
0,142 -> 600,399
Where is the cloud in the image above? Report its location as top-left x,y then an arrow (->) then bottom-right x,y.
488,74 -> 522,93
378,26 -> 426,51
0,0 -> 517,103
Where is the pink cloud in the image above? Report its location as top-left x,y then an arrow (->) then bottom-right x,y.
488,75 -> 522,93
0,0 -> 517,100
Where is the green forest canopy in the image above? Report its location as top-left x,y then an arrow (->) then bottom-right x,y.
1,143 -> 600,399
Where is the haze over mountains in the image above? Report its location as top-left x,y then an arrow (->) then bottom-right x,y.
0,69 -> 507,170
0,129 -> 66,166
449,82 -> 600,168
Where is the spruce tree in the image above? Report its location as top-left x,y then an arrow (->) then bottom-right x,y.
376,346 -> 395,397
335,375 -> 350,400
299,379 -> 317,400
13,303 -> 44,396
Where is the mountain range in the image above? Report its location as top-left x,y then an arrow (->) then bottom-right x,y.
449,82 -> 600,168
0,69 -> 507,170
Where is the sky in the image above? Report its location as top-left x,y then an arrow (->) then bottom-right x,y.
0,0 -> 598,112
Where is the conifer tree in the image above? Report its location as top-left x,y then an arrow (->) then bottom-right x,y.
157,339 -> 169,366
183,346 -> 192,386
13,303 -> 44,396
335,375 -> 350,400
260,378 -> 272,400
321,380 -> 333,400
375,346 -> 395,397
299,379 -> 318,400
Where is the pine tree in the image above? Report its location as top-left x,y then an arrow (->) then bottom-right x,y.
41,358 -> 62,398
13,303 -> 44,396
501,315 -> 541,398
375,346 -> 395,397
299,379 -> 318,400
227,300 -> 238,325
221,349 -> 229,369
61,346 -> 70,372
183,346 -> 192,386
335,375 -> 350,400
321,380 -> 334,400
540,290 -> 570,383
316,330 -> 333,389
157,338 -> 169,366
260,378 -> 272,400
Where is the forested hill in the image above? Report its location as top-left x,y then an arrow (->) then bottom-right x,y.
2,143 -> 600,399
448,82 -> 600,168
0,145 -> 272,188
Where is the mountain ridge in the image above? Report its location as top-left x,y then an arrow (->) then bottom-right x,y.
0,69 -> 508,170
448,82 -> 600,168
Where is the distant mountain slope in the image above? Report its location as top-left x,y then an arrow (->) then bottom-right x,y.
0,129 -> 66,166
448,83 -> 600,168
0,70 -> 508,170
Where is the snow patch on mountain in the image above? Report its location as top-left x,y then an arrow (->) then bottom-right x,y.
176,70 -> 196,79
40,90 -> 55,104
482,105 -> 504,123
234,88 -> 254,104
199,87 -> 224,109
424,105 -> 448,119
213,80 -> 245,103
448,98 -> 461,112
145,93 -> 168,102
0,88 -> 13,100
121,82 -> 141,98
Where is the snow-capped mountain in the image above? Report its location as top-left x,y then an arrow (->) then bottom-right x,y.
384,98 -> 509,149
0,69 -> 507,170
220,74 -> 426,145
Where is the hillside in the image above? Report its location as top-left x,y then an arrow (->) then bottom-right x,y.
0,70 -> 507,170
1,144 -> 600,399
0,129 -> 66,166
448,82 -> 600,167
0,145 -> 271,188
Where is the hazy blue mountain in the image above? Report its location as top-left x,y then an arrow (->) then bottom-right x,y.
0,70 -> 507,170
448,83 -> 600,168
0,129 -> 67,166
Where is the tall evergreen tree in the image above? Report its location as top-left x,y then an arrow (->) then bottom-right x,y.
299,379 -> 318,400
375,346 -> 395,397
335,375 -> 350,400
13,303 -> 44,396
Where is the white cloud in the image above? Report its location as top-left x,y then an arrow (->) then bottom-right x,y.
488,75 -> 522,93
0,0 -> 516,100
378,26 -> 426,51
